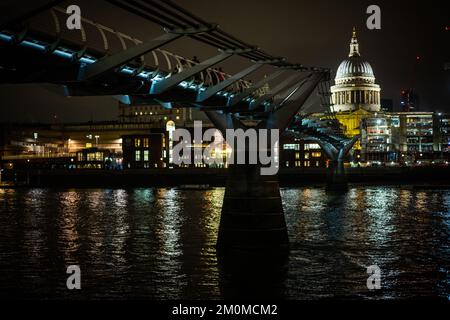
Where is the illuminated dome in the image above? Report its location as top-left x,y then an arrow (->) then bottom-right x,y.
330,28 -> 381,112
336,56 -> 374,80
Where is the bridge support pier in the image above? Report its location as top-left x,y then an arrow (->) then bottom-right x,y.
217,164 -> 289,253
310,135 -> 359,193
204,73 -> 324,252
326,160 -> 348,192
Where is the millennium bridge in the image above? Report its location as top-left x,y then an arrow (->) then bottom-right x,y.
0,0 -> 358,251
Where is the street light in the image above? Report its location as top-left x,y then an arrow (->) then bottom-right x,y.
437,113 -> 444,159
95,135 -> 100,146
33,132 -> 38,154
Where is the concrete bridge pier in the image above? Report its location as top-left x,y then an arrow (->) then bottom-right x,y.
326,160 -> 348,192
310,135 -> 359,193
217,163 -> 289,253
204,72 -> 325,252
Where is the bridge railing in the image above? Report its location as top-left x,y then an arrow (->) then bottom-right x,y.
22,6 -> 258,97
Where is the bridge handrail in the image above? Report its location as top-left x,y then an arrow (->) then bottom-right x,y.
44,7 -> 253,95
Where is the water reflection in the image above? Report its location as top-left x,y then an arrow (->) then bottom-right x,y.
57,190 -> 81,264
0,186 -> 448,299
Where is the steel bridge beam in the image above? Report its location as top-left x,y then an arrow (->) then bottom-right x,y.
150,51 -> 236,95
263,73 -> 324,131
78,32 -> 182,81
249,73 -> 301,110
196,63 -> 263,103
267,76 -> 311,112
228,70 -> 285,107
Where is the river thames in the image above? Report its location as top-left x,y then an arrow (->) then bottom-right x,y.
0,186 -> 449,299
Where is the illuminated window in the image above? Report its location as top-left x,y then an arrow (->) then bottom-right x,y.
311,152 -> 322,158
95,152 -> 103,161
304,143 -> 320,150
304,161 -> 310,167
143,150 -> 149,161
135,138 -> 141,147
87,153 -> 99,162
304,153 -> 310,159
295,152 -> 300,160
143,138 -> 149,148
135,150 -> 141,161
283,144 -> 300,150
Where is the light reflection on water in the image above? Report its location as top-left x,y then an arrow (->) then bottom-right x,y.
0,186 -> 448,299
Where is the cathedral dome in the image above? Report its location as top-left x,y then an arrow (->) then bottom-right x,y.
336,56 -> 374,80
330,27 -> 381,113
335,27 -> 375,82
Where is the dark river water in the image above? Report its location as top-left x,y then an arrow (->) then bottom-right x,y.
0,187 -> 449,300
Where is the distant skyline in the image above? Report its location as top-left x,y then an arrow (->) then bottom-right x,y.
0,0 -> 448,122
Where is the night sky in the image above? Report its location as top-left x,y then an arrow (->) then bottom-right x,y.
0,0 -> 448,123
